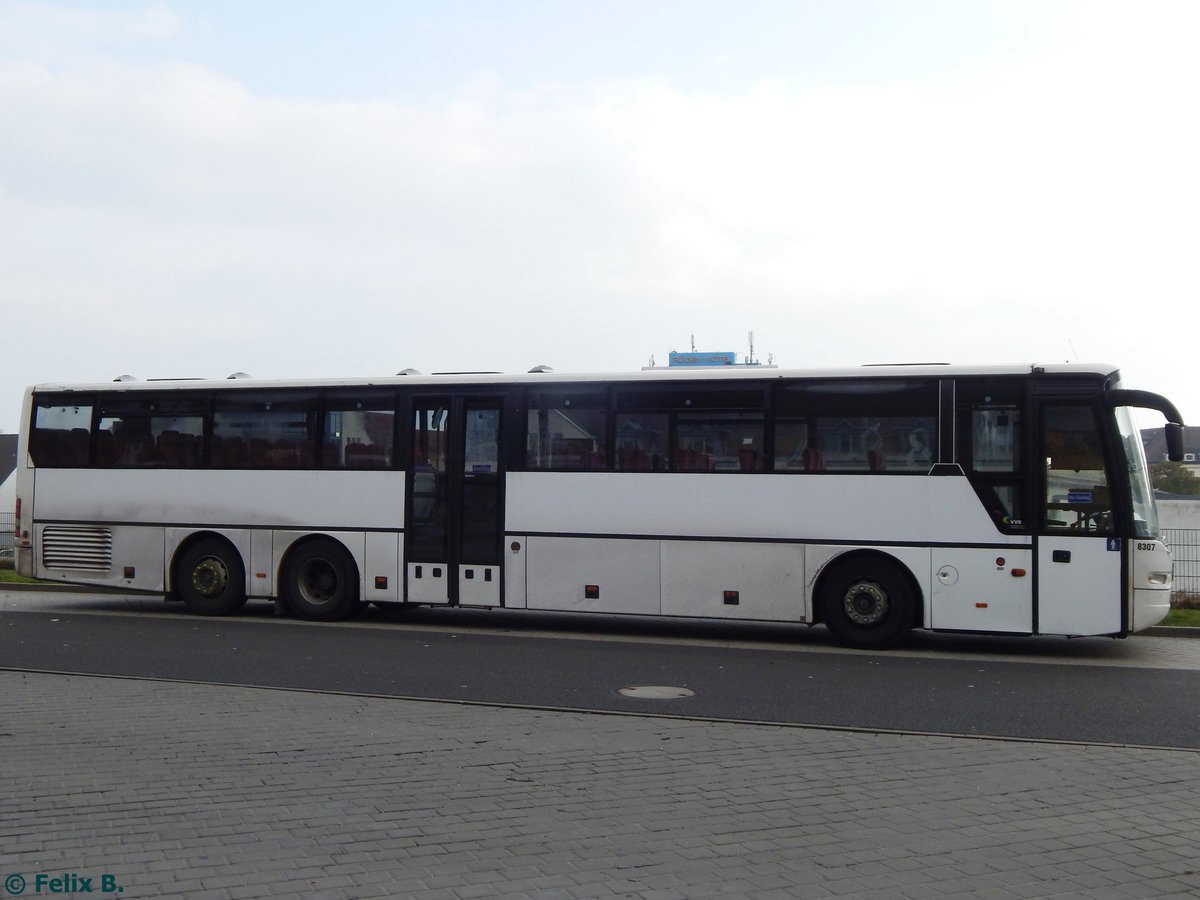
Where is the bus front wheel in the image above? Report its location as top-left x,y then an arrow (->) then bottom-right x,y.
818,557 -> 916,650
282,538 -> 360,622
176,538 -> 248,616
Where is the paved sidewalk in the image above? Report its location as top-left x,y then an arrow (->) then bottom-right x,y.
2,672 -> 1200,899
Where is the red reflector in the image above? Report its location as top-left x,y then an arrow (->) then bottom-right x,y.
975,602 -> 989,608
1011,569 -> 1027,577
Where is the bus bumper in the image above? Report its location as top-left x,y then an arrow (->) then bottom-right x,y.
1131,586 -> 1171,632
14,546 -> 33,579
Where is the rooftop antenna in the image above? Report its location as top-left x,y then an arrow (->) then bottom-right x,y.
690,334 -> 696,352
1068,339 -> 1079,363
747,331 -> 756,366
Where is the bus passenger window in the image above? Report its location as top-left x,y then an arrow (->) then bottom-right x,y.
213,393 -> 318,469
955,382 -> 1026,533
774,420 -> 824,471
526,390 -> 607,470
30,401 -> 93,467
972,408 -> 1019,472
95,396 -> 206,468
325,394 -> 396,469
775,380 -> 937,473
675,412 -> 764,472
615,413 -> 667,471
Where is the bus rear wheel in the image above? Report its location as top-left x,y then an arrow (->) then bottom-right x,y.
282,538 -> 359,622
176,538 -> 247,616
818,557 -> 916,650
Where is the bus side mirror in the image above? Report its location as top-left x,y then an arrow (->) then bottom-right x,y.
1166,422 -> 1185,462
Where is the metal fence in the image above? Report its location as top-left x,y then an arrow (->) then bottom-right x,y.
0,511 -> 12,550
1165,528 -> 1200,601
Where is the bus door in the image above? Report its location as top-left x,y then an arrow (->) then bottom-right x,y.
406,397 -> 504,606
1036,402 -> 1123,635
935,383 -> 1033,634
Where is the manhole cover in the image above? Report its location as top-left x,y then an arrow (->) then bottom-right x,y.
618,685 -> 695,699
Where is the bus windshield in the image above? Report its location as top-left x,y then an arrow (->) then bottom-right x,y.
1116,406 -> 1158,539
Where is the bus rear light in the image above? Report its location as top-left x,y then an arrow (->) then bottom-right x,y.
584,584 -> 600,599
723,590 -> 740,605
1148,573 -> 1170,586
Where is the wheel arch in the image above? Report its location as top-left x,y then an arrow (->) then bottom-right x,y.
168,530 -> 245,596
276,532 -> 364,602
812,548 -> 926,630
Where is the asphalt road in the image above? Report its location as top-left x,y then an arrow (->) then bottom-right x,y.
2,593 -> 1199,749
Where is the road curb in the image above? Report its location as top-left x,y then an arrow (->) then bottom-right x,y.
1145,625 -> 1200,638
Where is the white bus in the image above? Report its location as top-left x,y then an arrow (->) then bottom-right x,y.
12,363 -> 1185,649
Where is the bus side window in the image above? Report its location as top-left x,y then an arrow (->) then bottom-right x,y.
31,401 -> 93,467
956,384 -> 1025,532
774,380 -> 936,473
95,396 -> 207,468
324,394 -> 396,469
213,393 -> 319,470
675,412 -> 764,472
615,412 -> 666,471
526,390 -> 608,471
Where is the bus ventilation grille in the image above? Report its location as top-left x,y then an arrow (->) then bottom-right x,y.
41,526 -> 113,571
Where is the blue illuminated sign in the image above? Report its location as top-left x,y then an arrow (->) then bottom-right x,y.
668,351 -> 737,367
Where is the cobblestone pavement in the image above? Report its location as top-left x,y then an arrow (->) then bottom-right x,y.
3,671 -> 1200,899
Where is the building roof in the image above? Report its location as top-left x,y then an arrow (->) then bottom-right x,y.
0,434 -> 16,485
1142,426 -> 1200,463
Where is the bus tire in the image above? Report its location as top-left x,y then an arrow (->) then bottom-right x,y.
818,557 -> 916,650
176,538 -> 248,617
281,538 -> 360,622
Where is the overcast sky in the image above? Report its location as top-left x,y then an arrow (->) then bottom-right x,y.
2,0 -> 1197,435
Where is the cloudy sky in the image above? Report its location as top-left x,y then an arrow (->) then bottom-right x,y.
1,0 -> 1197,434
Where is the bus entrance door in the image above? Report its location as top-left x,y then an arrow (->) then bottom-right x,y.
1035,402 -> 1123,635
406,397 -> 504,607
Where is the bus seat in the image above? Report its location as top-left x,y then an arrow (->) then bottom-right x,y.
157,430 -> 183,466
618,447 -> 648,471
95,431 -> 116,467
67,428 -> 90,466
345,442 -> 370,468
